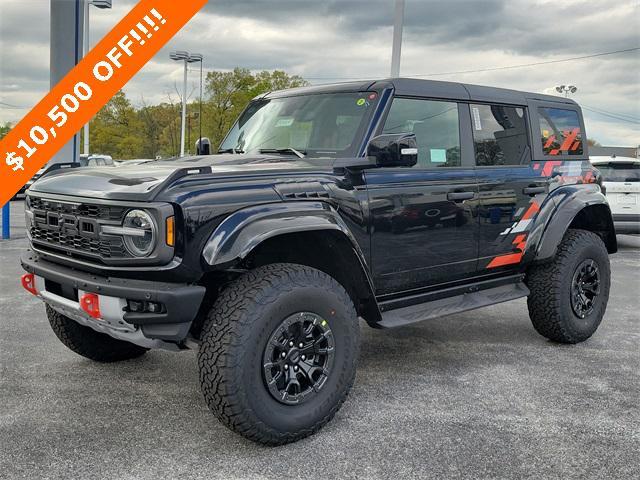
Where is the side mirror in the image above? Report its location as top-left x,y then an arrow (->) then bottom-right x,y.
366,133 -> 418,167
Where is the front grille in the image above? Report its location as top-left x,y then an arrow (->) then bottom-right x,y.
27,195 -> 131,262
28,196 -> 126,221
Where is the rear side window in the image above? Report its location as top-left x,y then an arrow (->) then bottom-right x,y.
538,108 -> 583,156
470,104 -> 529,166
382,98 -> 461,168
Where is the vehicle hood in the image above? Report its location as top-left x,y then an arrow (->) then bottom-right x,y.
28,154 -> 332,201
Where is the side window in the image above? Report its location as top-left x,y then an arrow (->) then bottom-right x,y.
538,107 -> 583,156
471,104 -> 529,166
87,159 -> 97,166
382,98 -> 460,168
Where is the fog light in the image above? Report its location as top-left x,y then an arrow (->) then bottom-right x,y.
21,273 -> 37,296
80,293 -> 101,319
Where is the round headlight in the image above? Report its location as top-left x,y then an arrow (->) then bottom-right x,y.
122,210 -> 156,257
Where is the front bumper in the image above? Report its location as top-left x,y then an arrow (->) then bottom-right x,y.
21,250 -> 206,348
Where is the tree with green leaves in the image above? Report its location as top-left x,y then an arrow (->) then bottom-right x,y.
89,91 -> 144,159
203,68 -> 308,149
0,122 -> 11,141
85,69 -> 309,159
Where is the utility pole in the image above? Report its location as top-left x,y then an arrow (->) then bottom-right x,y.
390,0 -> 405,77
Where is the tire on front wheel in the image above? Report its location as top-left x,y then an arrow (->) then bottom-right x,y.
526,229 -> 611,344
198,263 -> 360,445
46,305 -> 148,362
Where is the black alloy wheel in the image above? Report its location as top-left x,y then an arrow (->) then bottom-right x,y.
570,259 -> 601,319
263,312 -> 335,405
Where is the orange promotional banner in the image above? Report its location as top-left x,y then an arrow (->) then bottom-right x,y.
0,0 -> 207,206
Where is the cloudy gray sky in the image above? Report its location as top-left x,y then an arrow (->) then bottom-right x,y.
1,0 -> 639,145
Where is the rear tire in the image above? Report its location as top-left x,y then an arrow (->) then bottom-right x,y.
198,263 -> 360,445
526,229 -> 610,344
46,305 -> 148,362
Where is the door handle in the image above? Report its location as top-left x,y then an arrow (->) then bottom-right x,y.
523,186 -> 546,195
447,191 -> 475,201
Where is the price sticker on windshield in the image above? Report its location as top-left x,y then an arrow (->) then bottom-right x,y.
0,0 -> 207,206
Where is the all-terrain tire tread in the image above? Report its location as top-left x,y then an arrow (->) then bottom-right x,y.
198,263 -> 359,446
526,229 -> 610,344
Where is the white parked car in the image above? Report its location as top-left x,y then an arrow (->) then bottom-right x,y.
590,155 -> 640,234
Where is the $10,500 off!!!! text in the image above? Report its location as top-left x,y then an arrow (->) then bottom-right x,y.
5,82 -> 93,172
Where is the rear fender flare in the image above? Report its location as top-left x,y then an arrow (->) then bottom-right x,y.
533,184 -> 616,262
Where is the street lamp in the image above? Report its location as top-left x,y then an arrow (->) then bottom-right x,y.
187,53 -> 203,156
83,0 -> 112,156
555,85 -> 578,97
170,51 -> 203,157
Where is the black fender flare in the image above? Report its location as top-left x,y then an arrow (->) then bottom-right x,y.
202,201 -> 377,300
533,184 -> 616,262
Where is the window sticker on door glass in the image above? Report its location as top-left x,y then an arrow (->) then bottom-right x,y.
275,117 -> 294,127
430,148 -> 447,163
472,107 -> 482,130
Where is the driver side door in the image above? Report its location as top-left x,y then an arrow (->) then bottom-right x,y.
366,97 -> 480,296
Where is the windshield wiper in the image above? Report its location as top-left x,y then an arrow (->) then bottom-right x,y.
218,148 -> 245,154
258,148 -> 306,158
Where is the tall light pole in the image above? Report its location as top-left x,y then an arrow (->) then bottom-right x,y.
390,0 -> 406,77
555,84 -> 578,98
170,51 -> 203,157
170,51 -> 189,157
83,0 -> 112,156
187,53 -> 203,155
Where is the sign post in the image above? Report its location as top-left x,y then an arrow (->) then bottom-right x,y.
2,203 -> 9,239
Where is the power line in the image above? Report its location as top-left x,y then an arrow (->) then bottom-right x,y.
304,46 -> 640,81
0,101 -> 27,109
582,107 -> 640,124
581,104 -> 640,123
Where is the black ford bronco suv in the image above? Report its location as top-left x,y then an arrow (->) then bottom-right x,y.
21,78 -> 616,445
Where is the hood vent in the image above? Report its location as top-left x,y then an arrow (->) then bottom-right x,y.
275,181 -> 330,200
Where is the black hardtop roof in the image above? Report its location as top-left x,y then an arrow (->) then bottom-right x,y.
263,77 -> 578,107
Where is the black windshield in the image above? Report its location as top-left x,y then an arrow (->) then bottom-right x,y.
219,92 -> 379,158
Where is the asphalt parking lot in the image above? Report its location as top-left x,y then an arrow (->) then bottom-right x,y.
1,199 -> 639,479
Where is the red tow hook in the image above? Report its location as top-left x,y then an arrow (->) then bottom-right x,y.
21,273 -> 38,296
80,293 -> 101,319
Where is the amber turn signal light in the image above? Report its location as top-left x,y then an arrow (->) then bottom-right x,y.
166,216 -> 175,247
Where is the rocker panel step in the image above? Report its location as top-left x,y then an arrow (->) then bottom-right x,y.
378,282 -> 530,329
